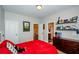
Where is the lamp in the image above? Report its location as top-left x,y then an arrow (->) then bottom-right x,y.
36,5 -> 43,10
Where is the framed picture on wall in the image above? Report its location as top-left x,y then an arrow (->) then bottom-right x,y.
23,21 -> 30,32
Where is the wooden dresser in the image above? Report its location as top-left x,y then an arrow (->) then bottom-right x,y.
53,37 -> 79,54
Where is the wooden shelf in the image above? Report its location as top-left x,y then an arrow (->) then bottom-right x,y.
56,16 -> 78,24
56,22 -> 77,24
56,16 -> 78,34
56,29 -> 77,31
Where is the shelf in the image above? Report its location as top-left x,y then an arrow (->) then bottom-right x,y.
56,16 -> 78,34
56,29 -> 77,31
56,16 -> 78,24
56,22 -> 77,24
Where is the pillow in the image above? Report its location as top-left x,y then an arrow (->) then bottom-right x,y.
6,42 -> 17,54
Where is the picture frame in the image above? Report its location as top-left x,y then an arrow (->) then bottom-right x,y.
23,21 -> 30,32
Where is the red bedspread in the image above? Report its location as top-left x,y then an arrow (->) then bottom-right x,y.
0,40 -> 58,54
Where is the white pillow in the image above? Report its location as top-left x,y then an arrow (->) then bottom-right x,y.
6,42 -> 17,54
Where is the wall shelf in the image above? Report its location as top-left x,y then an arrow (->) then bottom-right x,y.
56,22 -> 77,24
56,29 -> 77,31
56,16 -> 78,24
56,16 -> 79,34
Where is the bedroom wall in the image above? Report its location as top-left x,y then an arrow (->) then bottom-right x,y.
5,11 -> 41,44
42,6 -> 79,42
0,6 -> 5,43
5,6 -> 79,43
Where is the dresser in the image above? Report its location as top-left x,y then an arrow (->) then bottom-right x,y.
53,37 -> 79,54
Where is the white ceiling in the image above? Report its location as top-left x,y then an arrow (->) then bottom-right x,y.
3,5 -> 73,19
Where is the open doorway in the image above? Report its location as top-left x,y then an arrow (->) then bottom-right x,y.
43,24 -> 45,40
33,24 -> 38,40
48,22 -> 54,44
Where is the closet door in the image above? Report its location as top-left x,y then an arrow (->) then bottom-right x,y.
5,20 -> 19,44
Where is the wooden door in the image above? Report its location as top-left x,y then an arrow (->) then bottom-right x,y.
48,23 -> 54,44
33,24 -> 38,40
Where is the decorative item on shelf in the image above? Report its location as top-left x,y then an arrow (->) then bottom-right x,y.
58,19 -> 64,24
57,16 -> 78,24
58,17 -> 60,20
56,26 -> 63,30
64,26 -> 71,30
58,20 -> 61,24
71,16 -> 78,23
76,29 -> 79,34
57,20 -> 59,24
57,17 -> 60,24
56,26 -> 61,30
61,19 -> 64,23
61,26 -> 63,30
57,18 -> 66,24
64,19 -> 69,23
70,25 -> 77,30
67,19 -> 70,23
70,18 -> 72,23
71,25 -> 79,33
72,16 -> 78,20
59,19 -> 61,23
56,25 -> 78,31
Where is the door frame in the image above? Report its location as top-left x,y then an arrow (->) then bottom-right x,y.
33,24 -> 39,40
48,22 -> 54,44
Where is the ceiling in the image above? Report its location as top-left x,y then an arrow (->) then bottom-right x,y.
3,5 -> 73,19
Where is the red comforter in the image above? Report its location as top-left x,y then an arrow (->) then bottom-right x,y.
0,40 -> 58,54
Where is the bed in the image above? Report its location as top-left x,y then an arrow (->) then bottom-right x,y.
0,39 -> 58,54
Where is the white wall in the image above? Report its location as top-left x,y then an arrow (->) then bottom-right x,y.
5,11 -> 41,44
0,6 -> 5,43
18,13 -> 41,43
42,6 -> 79,42
5,6 -> 79,43
39,24 -> 43,40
